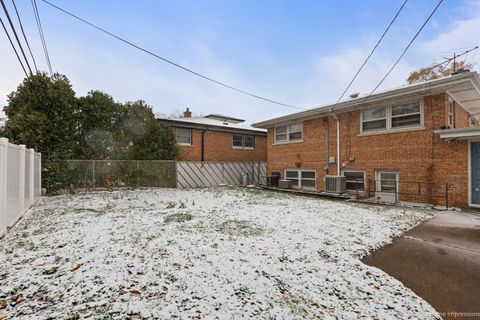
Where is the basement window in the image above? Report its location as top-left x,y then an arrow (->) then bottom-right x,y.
285,169 -> 316,190
275,123 -> 303,143
342,170 -> 365,192
232,134 -> 255,149
176,128 -> 192,145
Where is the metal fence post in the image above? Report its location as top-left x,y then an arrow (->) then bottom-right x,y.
394,178 -> 398,203
137,160 -> 140,187
445,183 -> 449,210
257,162 -> 260,185
0,138 -> 8,236
92,160 -> 96,189
356,179 -> 359,199
251,162 -> 254,185
174,160 -> 178,188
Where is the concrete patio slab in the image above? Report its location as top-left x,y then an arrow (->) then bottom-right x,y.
362,212 -> 480,319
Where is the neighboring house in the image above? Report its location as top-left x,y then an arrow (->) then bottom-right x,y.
253,71 -> 480,208
157,108 -> 267,162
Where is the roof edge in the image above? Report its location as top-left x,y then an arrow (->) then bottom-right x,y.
253,71 -> 480,128
157,118 -> 267,135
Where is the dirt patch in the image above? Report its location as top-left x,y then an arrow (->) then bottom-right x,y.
217,220 -> 264,237
164,213 -> 193,224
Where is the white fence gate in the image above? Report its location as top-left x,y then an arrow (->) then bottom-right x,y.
0,138 -> 41,237
176,161 -> 266,188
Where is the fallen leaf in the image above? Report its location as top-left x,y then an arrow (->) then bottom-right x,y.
0,301 -> 6,309
12,298 -> 25,306
0,312 -> 12,320
130,290 -> 141,295
71,263 -> 81,271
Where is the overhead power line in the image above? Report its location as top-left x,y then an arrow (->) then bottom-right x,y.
40,0 -> 306,111
362,0 -> 444,103
0,14 -> 28,77
0,0 -> 33,75
32,0 -> 52,75
332,0 -> 409,111
11,0 -> 38,72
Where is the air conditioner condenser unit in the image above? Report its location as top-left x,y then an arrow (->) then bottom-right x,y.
323,175 -> 346,193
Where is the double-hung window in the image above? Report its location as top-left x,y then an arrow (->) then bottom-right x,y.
361,107 -> 387,131
232,134 -> 255,149
361,100 -> 422,133
391,101 -> 422,128
343,171 -> 365,192
176,128 -> 192,145
275,123 -> 303,143
285,169 -> 316,190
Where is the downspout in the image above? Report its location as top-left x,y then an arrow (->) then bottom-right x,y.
201,129 -> 205,162
331,110 -> 341,176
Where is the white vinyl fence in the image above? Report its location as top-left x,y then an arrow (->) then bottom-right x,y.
0,138 -> 41,237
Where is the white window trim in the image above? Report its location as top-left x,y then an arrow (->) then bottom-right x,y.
360,100 -> 424,134
176,128 -> 192,146
284,169 -> 316,190
448,98 -> 456,129
274,122 -> 304,144
232,134 -> 255,150
342,170 -> 366,192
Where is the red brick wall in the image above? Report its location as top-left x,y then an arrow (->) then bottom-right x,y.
176,128 -> 267,162
203,130 -> 267,162
177,128 -> 203,161
454,102 -> 470,128
267,93 -> 470,207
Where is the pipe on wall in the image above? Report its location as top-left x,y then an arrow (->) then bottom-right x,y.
201,130 -> 205,162
332,113 -> 341,176
324,119 -> 329,169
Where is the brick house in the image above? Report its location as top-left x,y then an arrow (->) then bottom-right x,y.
253,71 -> 480,208
157,109 -> 267,162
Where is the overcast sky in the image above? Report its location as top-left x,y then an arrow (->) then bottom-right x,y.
1,0 -> 479,124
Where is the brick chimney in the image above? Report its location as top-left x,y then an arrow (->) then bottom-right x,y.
183,108 -> 192,118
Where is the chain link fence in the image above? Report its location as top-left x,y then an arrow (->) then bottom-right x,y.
63,160 -> 176,190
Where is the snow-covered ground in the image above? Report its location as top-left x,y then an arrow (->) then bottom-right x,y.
0,188 -> 440,319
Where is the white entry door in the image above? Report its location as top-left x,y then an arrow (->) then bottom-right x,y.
375,171 -> 398,203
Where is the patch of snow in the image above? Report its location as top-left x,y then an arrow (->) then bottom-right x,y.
0,188 -> 440,319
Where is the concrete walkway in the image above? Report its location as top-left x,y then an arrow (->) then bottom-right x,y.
362,212 -> 480,319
